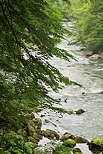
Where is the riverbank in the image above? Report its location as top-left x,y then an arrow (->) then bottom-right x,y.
8,113 -> 103,153
35,22 -> 103,153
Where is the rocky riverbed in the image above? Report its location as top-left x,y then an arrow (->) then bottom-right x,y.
35,22 -> 103,153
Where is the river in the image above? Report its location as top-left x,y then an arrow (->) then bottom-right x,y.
36,22 -> 103,153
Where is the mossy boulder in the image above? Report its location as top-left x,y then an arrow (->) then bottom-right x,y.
27,124 -> 36,136
63,139 -> 76,148
28,132 -> 42,144
27,118 -> 42,134
32,133 -> 42,141
42,129 -> 59,140
75,109 -> 85,114
28,136 -> 38,144
88,138 -> 103,152
28,120 -> 36,128
32,118 -> 42,129
36,129 -> 42,135
75,136 -> 89,143
60,132 -> 75,142
73,148 -> 83,154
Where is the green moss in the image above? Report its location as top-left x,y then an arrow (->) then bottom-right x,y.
60,132 -> 75,142
28,120 -> 36,128
28,136 -> 38,144
63,139 -> 76,148
27,142 -> 38,148
32,118 -> 42,129
32,133 -> 42,141
91,138 -> 103,146
27,124 -> 36,136
89,138 -> 103,152
42,129 -> 59,140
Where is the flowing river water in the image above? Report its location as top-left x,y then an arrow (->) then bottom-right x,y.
37,22 -> 103,153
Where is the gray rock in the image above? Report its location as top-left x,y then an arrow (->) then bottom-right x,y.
75,136 -> 89,143
75,109 -> 85,114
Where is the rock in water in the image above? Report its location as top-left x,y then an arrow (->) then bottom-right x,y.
75,109 -> 85,114
88,138 -> 103,152
75,136 -> 89,143
42,129 -> 60,140
60,132 -> 75,142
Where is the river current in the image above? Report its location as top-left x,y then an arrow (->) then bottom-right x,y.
37,22 -> 103,153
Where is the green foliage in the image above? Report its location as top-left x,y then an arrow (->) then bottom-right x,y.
70,0 -> 103,53
0,129 -> 35,154
0,0 -> 74,130
47,0 -> 71,20
53,145 -> 72,154
63,139 -> 76,148
0,0 -> 78,153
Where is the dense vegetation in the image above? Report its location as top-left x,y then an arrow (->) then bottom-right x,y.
1,0 -> 102,153
48,0 -> 71,20
0,0 -> 73,129
0,0 -> 74,153
70,0 -> 103,53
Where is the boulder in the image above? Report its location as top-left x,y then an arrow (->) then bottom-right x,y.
27,124 -> 36,136
60,132 -> 75,142
63,139 -> 76,148
28,136 -> 38,144
28,118 -> 42,132
32,118 -> 42,129
88,54 -> 103,59
88,138 -> 103,152
75,109 -> 85,114
75,136 -> 89,143
73,148 -> 83,154
42,129 -> 59,140
32,133 -> 42,141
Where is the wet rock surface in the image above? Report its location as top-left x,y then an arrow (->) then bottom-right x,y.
88,138 -> 103,153
75,109 -> 86,114
75,136 -> 89,143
